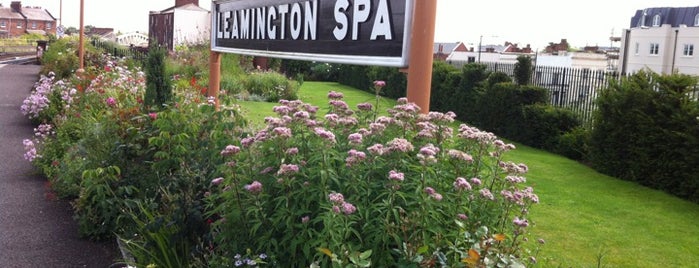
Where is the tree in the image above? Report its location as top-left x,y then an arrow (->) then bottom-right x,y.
513,55 -> 533,86
144,44 -> 172,110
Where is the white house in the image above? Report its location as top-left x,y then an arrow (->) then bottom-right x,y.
149,0 -> 210,50
619,6 -> 699,75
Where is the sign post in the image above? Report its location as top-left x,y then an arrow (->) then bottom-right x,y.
405,0 -> 436,113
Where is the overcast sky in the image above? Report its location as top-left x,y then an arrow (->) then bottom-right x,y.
6,0 -> 699,48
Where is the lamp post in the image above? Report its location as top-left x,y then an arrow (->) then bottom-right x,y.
478,35 -> 482,63
477,35 -> 498,63
78,0 -> 84,70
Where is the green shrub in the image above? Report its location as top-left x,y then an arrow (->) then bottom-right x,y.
241,71 -> 299,102
206,95 -> 541,267
589,70 -> 699,202
514,55 -> 533,86
145,44 -> 172,110
555,126 -> 590,161
518,104 -> 581,150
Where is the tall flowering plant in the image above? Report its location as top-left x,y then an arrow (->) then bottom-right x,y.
206,92 -> 540,267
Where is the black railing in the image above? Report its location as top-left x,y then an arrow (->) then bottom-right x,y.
450,60 -> 619,128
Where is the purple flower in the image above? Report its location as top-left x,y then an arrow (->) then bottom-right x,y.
432,193 -> 443,201
105,97 -> 117,107
244,181 -> 263,194
458,214 -> 468,220
327,91 -> 344,99
348,133 -> 363,145
341,202 -> 357,215
373,80 -> 386,88
448,149 -> 473,162
424,187 -> 436,195
387,138 -> 414,153
313,127 -> 336,143
273,127 -> 292,138
148,112 -> 158,120
345,149 -> 367,167
470,177 -> 482,186
328,192 -> 344,204
480,188 -> 495,200
332,205 -> 341,213
301,216 -> 310,223
357,102 -> 373,111
453,177 -> 472,191
513,217 -> 529,227
285,147 -> 299,155
388,170 -> 405,182
211,177 -> 224,185
277,164 -> 299,175
220,145 -> 241,156
367,144 -> 385,155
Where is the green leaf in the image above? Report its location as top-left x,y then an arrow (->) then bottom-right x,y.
359,249 -> 372,259
417,245 -> 429,254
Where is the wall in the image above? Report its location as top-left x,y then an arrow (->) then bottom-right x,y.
172,8 -> 209,47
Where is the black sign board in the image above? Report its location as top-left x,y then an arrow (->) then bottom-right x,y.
211,0 -> 414,67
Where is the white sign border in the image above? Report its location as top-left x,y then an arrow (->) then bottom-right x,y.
210,0 -> 414,68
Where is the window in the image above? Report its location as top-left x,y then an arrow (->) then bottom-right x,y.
684,44 -> 694,56
652,14 -> 661,27
635,43 -> 640,55
16,22 -> 22,28
46,22 -> 52,29
695,14 -> 699,26
467,56 -> 476,63
31,22 -> 37,29
0,21 -> 5,28
650,43 -> 659,55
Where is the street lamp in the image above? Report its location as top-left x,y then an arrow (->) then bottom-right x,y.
478,35 -> 482,63
478,35 -> 498,63
78,0 -> 84,70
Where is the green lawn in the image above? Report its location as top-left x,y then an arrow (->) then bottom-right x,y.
237,81 -> 699,267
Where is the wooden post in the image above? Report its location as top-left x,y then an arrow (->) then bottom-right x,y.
208,51 -> 221,109
78,0 -> 84,70
405,0 -> 437,114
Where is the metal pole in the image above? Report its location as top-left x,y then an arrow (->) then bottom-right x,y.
78,0 -> 84,70
478,35 -> 482,63
208,51 -> 221,109
406,0 -> 437,114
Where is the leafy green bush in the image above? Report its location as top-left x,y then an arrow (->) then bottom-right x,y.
145,44 -> 172,110
473,82 -> 548,136
589,70 -> 699,202
205,94 -> 541,266
554,126 -> 590,161
241,71 -> 299,102
518,104 -> 581,150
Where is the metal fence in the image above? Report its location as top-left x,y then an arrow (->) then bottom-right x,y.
451,61 -> 617,128
91,38 -> 148,62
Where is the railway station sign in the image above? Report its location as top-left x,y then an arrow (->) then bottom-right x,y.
211,0 -> 414,67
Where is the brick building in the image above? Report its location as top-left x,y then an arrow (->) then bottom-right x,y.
544,39 -> 570,54
0,1 -> 57,38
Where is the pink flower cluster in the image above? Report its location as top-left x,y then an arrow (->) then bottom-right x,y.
244,181 -> 263,194
328,192 -> 356,215
345,149 -> 367,167
388,170 -> 404,182
424,187 -> 443,201
220,145 -> 241,156
277,164 -> 300,176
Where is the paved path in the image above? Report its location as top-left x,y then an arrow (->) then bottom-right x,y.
0,64 -> 120,267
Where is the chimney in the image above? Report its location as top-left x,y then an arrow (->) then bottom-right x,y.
10,1 -> 21,12
175,0 -> 198,7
